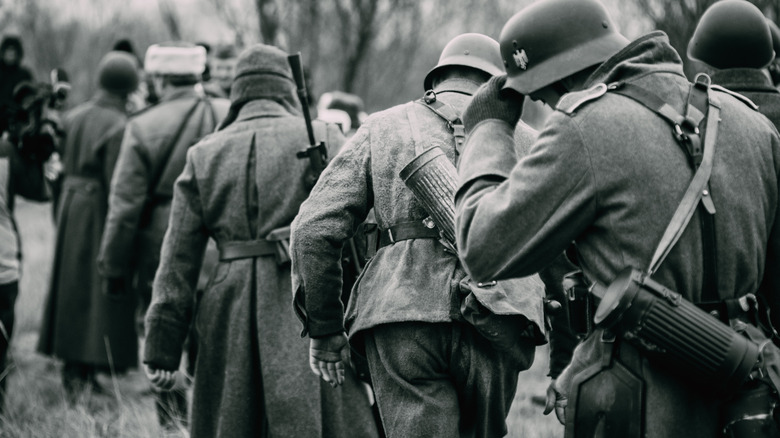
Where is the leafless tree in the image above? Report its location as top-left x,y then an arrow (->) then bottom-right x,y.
158,0 -> 182,41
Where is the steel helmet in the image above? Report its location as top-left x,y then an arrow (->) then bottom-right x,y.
423,33 -> 504,91
768,19 -> 780,59
688,0 -> 775,69
499,0 -> 629,95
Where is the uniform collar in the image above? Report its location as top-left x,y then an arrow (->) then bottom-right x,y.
586,31 -> 686,88
710,69 -> 779,94
432,77 -> 482,96
234,99 -> 296,123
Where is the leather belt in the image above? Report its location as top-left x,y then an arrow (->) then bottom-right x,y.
219,240 -> 277,261
378,220 -> 440,248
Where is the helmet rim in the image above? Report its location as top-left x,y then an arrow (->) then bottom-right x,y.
424,55 -> 505,90
503,31 -> 628,95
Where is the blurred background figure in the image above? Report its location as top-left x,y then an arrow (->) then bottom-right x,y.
97,41 -> 229,431
209,44 -> 238,98
46,67 -> 71,218
37,51 -> 139,401
768,19 -> 780,89
688,0 -> 780,129
0,36 -> 34,135
112,39 -> 152,112
0,51 -> 64,415
317,91 -> 366,136
195,41 -> 211,83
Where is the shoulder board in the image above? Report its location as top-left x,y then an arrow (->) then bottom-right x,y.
555,83 -> 608,116
710,84 -> 759,111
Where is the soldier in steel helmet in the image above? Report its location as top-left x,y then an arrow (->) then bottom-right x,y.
37,51 -> 139,399
97,42 -> 230,429
768,19 -> 780,89
454,0 -> 780,436
291,33 -> 542,437
688,0 -> 780,130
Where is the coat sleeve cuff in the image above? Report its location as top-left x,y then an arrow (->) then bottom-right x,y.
457,119 -> 518,189
307,319 -> 346,339
143,317 -> 188,370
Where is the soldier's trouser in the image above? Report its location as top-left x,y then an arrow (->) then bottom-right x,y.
364,321 -> 523,438
0,281 -> 17,414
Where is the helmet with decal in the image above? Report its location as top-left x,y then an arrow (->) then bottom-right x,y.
499,0 -> 629,95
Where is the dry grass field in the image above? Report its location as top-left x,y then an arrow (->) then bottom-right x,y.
0,199 -> 564,437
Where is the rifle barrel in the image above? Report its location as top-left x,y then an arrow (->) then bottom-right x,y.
288,52 -> 317,147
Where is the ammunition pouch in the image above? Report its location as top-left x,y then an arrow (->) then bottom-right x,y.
563,270 -> 596,340
594,267 -> 761,397
566,337 -> 645,438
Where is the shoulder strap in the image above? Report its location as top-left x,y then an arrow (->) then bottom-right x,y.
415,90 -> 466,154
609,76 -> 722,276
147,97 -> 206,197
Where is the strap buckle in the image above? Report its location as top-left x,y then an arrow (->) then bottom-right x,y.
672,120 -> 700,143
423,89 -> 437,104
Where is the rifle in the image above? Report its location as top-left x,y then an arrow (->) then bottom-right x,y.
287,52 -> 364,286
288,52 -> 329,188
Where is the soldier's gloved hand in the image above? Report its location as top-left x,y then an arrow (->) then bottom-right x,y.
144,364 -> 178,392
103,276 -> 129,300
310,332 -> 349,387
543,378 -> 567,425
462,75 -> 524,133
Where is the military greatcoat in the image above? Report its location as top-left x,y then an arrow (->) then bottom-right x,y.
143,99 -> 378,438
455,32 -> 780,437
98,86 -> 229,306
37,91 -> 137,370
710,68 -> 780,130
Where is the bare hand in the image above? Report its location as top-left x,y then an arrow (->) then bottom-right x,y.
144,364 -> 178,392
543,378 -> 567,425
310,333 -> 349,387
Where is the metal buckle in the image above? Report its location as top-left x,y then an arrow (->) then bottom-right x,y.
423,90 -> 437,104
477,280 -> 497,288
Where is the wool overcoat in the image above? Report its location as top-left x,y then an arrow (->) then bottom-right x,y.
143,99 -> 378,438
37,91 -> 137,370
710,68 -> 780,130
98,86 -> 229,300
455,32 -> 780,437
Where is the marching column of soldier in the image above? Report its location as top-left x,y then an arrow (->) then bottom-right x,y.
1,0 -> 780,436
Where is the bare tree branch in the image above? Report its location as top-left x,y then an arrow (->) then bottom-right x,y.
157,0 -> 181,40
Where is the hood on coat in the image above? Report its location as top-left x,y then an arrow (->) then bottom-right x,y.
586,31 -> 687,88
219,44 -> 301,130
